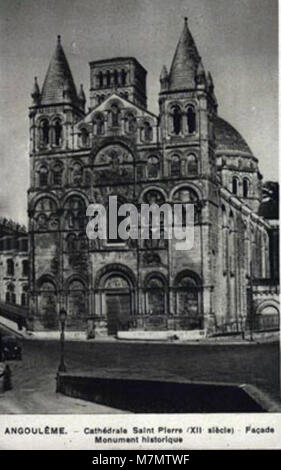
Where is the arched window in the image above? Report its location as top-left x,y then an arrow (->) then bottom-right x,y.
106,70 -> 111,87
7,259 -> 14,276
173,186 -> 200,224
172,106 -> 182,135
35,196 -> 57,213
243,178 -> 249,198
54,119 -> 62,146
22,260 -> 29,276
142,122 -> 153,142
121,69 -> 127,85
110,104 -> 120,127
98,71 -> 103,88
114,70 -> 119,85
147,156 -> 160,179
171,155 -> 181,177
66,233 -> 77,252
38,165 -> 48,186
6,283 -> 16,304
53,163 -> 63,186
146,277 -> 166,315
41,119 -> 50,146
232,176 -> 238,195
187,154 -> 198,175
187,106 -> 196,133
64,196 -> 86,230
80,128 -> 89,147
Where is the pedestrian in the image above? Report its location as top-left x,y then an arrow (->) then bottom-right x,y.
2,364 -> 12,392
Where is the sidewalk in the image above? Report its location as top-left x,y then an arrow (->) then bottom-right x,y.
1,314 -> 279,346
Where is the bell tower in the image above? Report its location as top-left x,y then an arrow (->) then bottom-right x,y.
159,18 -> 218,180
29,35 -> 85,156
159,18 -> 220,331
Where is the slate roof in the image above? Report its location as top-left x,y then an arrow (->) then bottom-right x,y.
169,18 -> 200,90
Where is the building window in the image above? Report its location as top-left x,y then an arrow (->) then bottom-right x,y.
22,260 -> 29,276
171,155 -> 181,177
114,70 -> 119,85
121,69 -> 127,85
232,177 -> 238,195
41,119 -> 50,146
39,166 -> 48,186
187,154 -> 198,175
6,283 -> 16,304
172,187 -> 200,224
187,106 -> 196,133
66,233 -> 77,252
7,259 -> 14,276
243,178 -> 249,197
98,71 -> 103,88
106,70 -> 111,87
172,106 -> 182,135
147,156 -> 160,179
54,119 -> 62,146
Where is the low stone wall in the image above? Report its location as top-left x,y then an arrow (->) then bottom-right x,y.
56,373 -> 279,413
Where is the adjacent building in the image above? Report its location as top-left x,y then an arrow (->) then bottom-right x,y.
0,218 -> 29,308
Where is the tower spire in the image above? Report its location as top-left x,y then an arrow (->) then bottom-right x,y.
169,17 -> 201,90
40,35 -> 81,109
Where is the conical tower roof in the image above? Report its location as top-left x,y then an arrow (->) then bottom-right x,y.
41,35 -> 80,107
169,18 -> 200,90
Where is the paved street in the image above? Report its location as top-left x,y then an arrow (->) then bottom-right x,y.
0,335 -> 279,413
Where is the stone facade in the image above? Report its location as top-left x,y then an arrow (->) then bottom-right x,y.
0,218 -> 29,307
27,19 -> 279,335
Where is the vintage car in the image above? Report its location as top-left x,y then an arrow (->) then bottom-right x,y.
1,335 -> 22,361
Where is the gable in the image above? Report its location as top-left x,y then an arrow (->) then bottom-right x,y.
81,93 -> 158,126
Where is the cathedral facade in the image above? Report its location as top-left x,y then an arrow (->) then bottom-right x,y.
27,19 -> 276,336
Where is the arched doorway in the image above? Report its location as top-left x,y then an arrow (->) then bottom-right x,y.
174,273 -> 202,329
103,274 -> 133,335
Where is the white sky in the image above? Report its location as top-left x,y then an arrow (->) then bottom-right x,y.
0,0 -> 278,225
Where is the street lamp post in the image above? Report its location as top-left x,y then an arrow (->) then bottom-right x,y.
0,331 -> 2,362
58,308 -> 67,373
